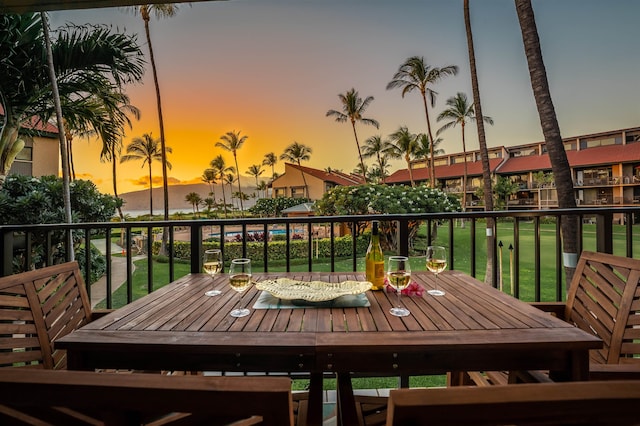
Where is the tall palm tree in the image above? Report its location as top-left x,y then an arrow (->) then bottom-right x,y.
120,133 -> 172,217
201,168 -> 217,202
215,130 -> 248,215
368,156 -> 392,184
246,164 -> 264,187
387,126 -> 419,187
280,141 -> 312,197
437,92 -> 494,210
262,152 -> 278,182
210,155 -> 234,217
515,0 -> 578,283
185,192 -> 202,216
387,56 -> 458,187
223,173 -> 236,211
362,135 -> 394,183
256,180 -> 268,198
326,88 -> 379,182
414,133 -> 445,169
130,4 -> 182,224
464,0 -> 496,286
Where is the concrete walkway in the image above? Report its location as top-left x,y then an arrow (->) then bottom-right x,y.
90,239 -> 145,308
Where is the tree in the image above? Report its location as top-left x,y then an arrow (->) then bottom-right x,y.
129,4 -> 182,225
437,92 -> 494,210
362,135 -> 393,183
386,126 -> 419,187
326,88 -> 379,183
414,133 -> 444,176
201,197 -> 216,216
223,172 -> 236,211
280,141 -> 312,197
201,168 -> 217,201
215,130 -> 248,215
387,56 -> 458,187
494,176 -> 520,210
120,133 -> 172,217
262,152 -> 278,182
515,0 -> 578,283
246,164 -> 264,187
185,191 -> 202,216
368,156 -> 392,184
464,0 -> 496,286
256,180 -> 268,198
209,155 -> 234,217
0,13 -> 145,188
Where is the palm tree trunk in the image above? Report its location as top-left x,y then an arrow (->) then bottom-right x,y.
464,0 -> 495,285
461,122 -> 468,212
148,162 -> 153,217
405,155 -> 415,187
112,156 -> 124,220
420,92 -> 436,188
350,120 -> 367,183
515,0 -> 578,284
233,153 -> 244,216
144,17 -> 170,254
42,12 -> 74,260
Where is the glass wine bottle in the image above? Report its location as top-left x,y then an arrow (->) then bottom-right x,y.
365,220 -> 385,290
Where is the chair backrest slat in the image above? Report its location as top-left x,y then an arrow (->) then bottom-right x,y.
564,251 -> 640,365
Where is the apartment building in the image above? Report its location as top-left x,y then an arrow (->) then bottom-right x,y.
271,163 -> 362,200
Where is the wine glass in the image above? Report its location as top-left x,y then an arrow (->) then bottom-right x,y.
228,258 -> 253,318
203,249 -> 222,296
387,256 -> 411,317
426,246 -> 447,296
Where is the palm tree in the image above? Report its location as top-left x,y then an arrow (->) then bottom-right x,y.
326,88 -> 379,182
209,155 -> 234,217
280,141 -> 312,197
256,180 -> 268,198
368,156 -> 392,184
362,135 -> 394,183
437,92 -> 494,210
201,168 -> 217,201
246,164 -> 264,187
515,0 -> 578,283
215,130 -> 248,215
262,152 -> 278,182
223,173 -> 236,211
185,192 -> 202,216
464,0 -> 496,286
120,133 -> 172,217
0,13 -> 145,188
387,126 -> 419,187
387,56 -> 458,187
130,4 -> 182,224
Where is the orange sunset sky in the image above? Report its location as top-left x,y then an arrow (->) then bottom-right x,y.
49,0 -> 640,196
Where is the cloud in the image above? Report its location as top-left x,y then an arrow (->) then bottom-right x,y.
181,176 -> 205,185
129,176 -> 183,187
75,173 -> 103,186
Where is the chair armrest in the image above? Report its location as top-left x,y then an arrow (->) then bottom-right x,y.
89,309 -> 114,321
589,364 -> 640,381
529,302 -> 566,318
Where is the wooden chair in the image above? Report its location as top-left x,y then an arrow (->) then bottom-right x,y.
462,251 -> 640,386
0,261 -> 105,370
0,368 -> 293,425
386,380 -> 640,425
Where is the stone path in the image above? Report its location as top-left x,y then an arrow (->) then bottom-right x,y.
90,239 -> 145,308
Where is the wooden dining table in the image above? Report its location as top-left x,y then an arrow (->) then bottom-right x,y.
57,270 -> 602,426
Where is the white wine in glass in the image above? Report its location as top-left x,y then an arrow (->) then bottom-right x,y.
203,249 -> 222,297
426,246 -> 447,296
229,258 -> 252,318
388,256 -> 411,317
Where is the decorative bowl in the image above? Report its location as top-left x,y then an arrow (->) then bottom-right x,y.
255,278 -> 372,302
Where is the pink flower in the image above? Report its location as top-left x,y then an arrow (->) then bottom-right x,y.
384,279 -> 425,297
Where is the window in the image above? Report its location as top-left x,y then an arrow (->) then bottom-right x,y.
16,146 -> 32,161
563,142 -> 576,151
274,188 -> 286,198
291,187 -> 306,198
579,136 -> 620,149
626,130 -> 640,143
433,158 -> 447,167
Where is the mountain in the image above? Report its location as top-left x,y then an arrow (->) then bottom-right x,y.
118,177 -> 260,215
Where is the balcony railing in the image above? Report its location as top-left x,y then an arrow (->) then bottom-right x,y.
1,207 -> 638,309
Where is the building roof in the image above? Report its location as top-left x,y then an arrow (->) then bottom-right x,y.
279,163 -> 363,186
385,158 -> 503,184
281,202 -> 315,213
0,105 -> 59,135
496,143 -> 640,174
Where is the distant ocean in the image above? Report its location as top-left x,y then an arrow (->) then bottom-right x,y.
119,208 -> 201,218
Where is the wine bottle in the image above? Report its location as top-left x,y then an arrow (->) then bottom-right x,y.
365,220 -> 385,290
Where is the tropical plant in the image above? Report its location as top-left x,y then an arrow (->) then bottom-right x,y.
280,141 -> 312,197
326,88 -> 379,182
367,156 -> 391,184
223,173 -> 236,211
464,0 -> 496,285
0,13 -> 145,188
215,130 -> 248,215
256,180 -> 268,198
515,0 -> 578,282
493,176 -> 520,209
437,92 -> 494,210
262,152 -> 278,182
414,133 -> 444,175
386,126 -> 419,187
185,191 -> 202,215
201,168 -> 217,201
201,197 -> 216,215
362,135 -> 393,183
246,164 -> 264,187
120,133 -> 172,217
387,56 -> 458,187
209,155 -> 234,217
249,196 -> 312,217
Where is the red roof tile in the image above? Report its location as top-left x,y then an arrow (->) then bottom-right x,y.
283,163 -> 362,186
0,105 -> 59,134
385,158 -> 503,184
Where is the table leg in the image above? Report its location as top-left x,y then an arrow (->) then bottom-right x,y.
306,373 -> 324,426
336,373 -> 359,426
